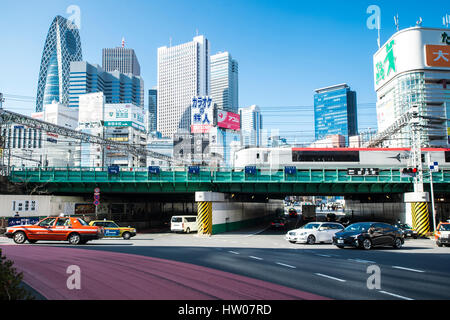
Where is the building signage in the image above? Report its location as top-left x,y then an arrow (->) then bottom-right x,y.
442,32 -> 450,45
425,45 -> 450,68
11,200 -> 37,213
8,217 -> 40,227
191,96 -> 213,134
375,40 -> 397,86
217,110 -> 241,131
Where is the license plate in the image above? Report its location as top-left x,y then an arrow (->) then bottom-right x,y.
337,239 -> 344,244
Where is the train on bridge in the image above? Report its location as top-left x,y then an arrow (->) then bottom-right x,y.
233,147 -> 450,171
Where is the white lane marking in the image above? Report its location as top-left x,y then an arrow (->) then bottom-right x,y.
244,226 -> 270,237
276,262 -> 296,269
249,256 -> 263,260
316,254 -> 332,257
348,258 -> 376,264
314,273 -> 346,282
392,266 -> 425,273
228,251 -> 239,255
379,290 -> 413,300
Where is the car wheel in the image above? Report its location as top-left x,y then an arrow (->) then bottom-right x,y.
68,233 -> 81,245
437,242 -> 443,247
289,240 -> 296,244
307,235 -> 316,245
362,238 -> 372,250
393,238 -> 403,249
28,240 -> 38,244
13,231 -> 27,244
122,232 -> 131,240
336,245 -> 345,249
186,228 -> 190,234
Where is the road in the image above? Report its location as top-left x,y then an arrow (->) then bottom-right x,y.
1,225 -> 450,300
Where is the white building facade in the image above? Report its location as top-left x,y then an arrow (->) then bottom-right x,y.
157,35 -> 210,138
239,105 -> 263,147
374,27 -> 450,148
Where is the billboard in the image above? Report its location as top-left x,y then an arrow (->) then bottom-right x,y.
217,110 -> 240,131
373,28 -> 450,91
191,96 -> 213,133
104,103 -> 146,132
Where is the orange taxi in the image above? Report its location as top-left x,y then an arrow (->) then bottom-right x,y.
5,216 -> 104,245
434,222 -> 450,247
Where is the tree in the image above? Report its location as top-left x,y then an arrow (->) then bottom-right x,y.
0,248 -> 34,300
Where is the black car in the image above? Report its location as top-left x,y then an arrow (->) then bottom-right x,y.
271,218 -> 288,230
288,208 -> 298,218
393,223 -> 418,239
332,222 -> 404,250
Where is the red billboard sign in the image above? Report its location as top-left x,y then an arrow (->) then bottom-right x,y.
217,110 -> 240,131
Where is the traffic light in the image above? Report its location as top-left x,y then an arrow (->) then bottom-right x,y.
401,167 -> 418,177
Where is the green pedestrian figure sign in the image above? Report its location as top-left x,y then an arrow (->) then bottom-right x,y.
375,40 -> 397,85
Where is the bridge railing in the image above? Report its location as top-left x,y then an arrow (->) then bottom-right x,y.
8,167 -> 450,184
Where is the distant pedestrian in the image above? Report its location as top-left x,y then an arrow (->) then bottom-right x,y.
14,212 -> 20,217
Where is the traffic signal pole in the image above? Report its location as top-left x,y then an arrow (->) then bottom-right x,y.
428,152 -> 437,232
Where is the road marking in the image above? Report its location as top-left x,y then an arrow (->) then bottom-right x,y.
316,254 -> 332,257
276,262 -> 296,269
392,266 -> 425,273
379,290 -> 413,300
249,256 -> 263,260
244,226 -> 270,237
228,251 -> 239,255
314,273 -> 346,282
348,258 -> 376,264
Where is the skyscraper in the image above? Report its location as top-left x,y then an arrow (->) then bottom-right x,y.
102,40 -> 141,76
210,52 -> 239,113
36,15 -> 83,112
314,84 -> 358,145
148,89 -> 157,132
239,105 -> 263,147
157,35 -> 210,137
69,61 -> 144,109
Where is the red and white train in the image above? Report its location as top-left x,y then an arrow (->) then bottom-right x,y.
233,147 -> 450,170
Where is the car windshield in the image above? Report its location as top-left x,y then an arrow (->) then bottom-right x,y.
344,223 -> 373,232
172,217 -> 182,223
38,218 -> 56,227
439,224 -> 450,231
301,223 -> 321,230
77,218 -> 89,226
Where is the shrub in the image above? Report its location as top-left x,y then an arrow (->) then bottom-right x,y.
0,249 -> 34,300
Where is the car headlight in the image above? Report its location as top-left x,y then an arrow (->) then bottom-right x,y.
299,232 -> 307,236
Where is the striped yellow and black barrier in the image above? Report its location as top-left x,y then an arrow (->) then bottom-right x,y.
411,202 -> 430,237
197,201 -> 212,235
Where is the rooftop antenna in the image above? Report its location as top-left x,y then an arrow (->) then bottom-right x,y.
394,14 -> 399,31
196,28 -> 199,37
416,17 -> 423,26
122,37 -> 125,48
444,14 -> 450,28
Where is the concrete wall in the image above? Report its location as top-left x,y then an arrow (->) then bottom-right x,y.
0,195 -> 85,218
345,200 -> 406,224
212,200 -> 282,234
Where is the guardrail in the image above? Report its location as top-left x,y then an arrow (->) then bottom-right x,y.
9,167 -> 450,184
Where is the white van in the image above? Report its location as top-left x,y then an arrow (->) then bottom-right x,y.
170,216 -> 198,233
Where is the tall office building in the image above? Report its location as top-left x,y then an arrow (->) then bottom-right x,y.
314,84 -> 358,145
239,105 -> 263,147
69,61 -> 144,109
374,27 -> 450,148
157,35 -> 210,137
210,52 -> 239,113
102,40 -> 141,76
148,89 -> 157,132
36,15 -> 83,112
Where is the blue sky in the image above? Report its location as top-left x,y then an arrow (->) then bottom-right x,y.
0,0 -> 448,144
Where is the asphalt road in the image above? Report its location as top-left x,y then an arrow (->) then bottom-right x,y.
1,225 -> 450,300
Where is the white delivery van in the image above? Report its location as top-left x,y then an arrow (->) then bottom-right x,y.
170,216 -> 198,233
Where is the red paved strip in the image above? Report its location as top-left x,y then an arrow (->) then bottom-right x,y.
0,245 -> 329,300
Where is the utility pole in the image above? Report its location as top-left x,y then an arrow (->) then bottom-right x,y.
410,105 -> 424,193
428,152 -> 438,231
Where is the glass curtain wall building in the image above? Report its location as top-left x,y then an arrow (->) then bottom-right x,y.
239,105 -> 263,147
36,15 -> 83,112
314,84 -> 358,146
148,89 -> 157,132
210,52 -> 239,113
102,45 -> 141,76
69,61 -> 144,109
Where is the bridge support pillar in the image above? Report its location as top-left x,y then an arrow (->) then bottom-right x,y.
404,192 -> 431,237
195,192 -> 225,236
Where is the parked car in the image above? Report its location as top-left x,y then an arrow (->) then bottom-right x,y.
170,215 -> 198,233
435,222 -> 450,247
89,220 -> 136,239
270,218 -> 288,230
285,222 -> 344,244
5,216 -> 104,245
393,223 -> 418,239
332,222 -> 404,250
